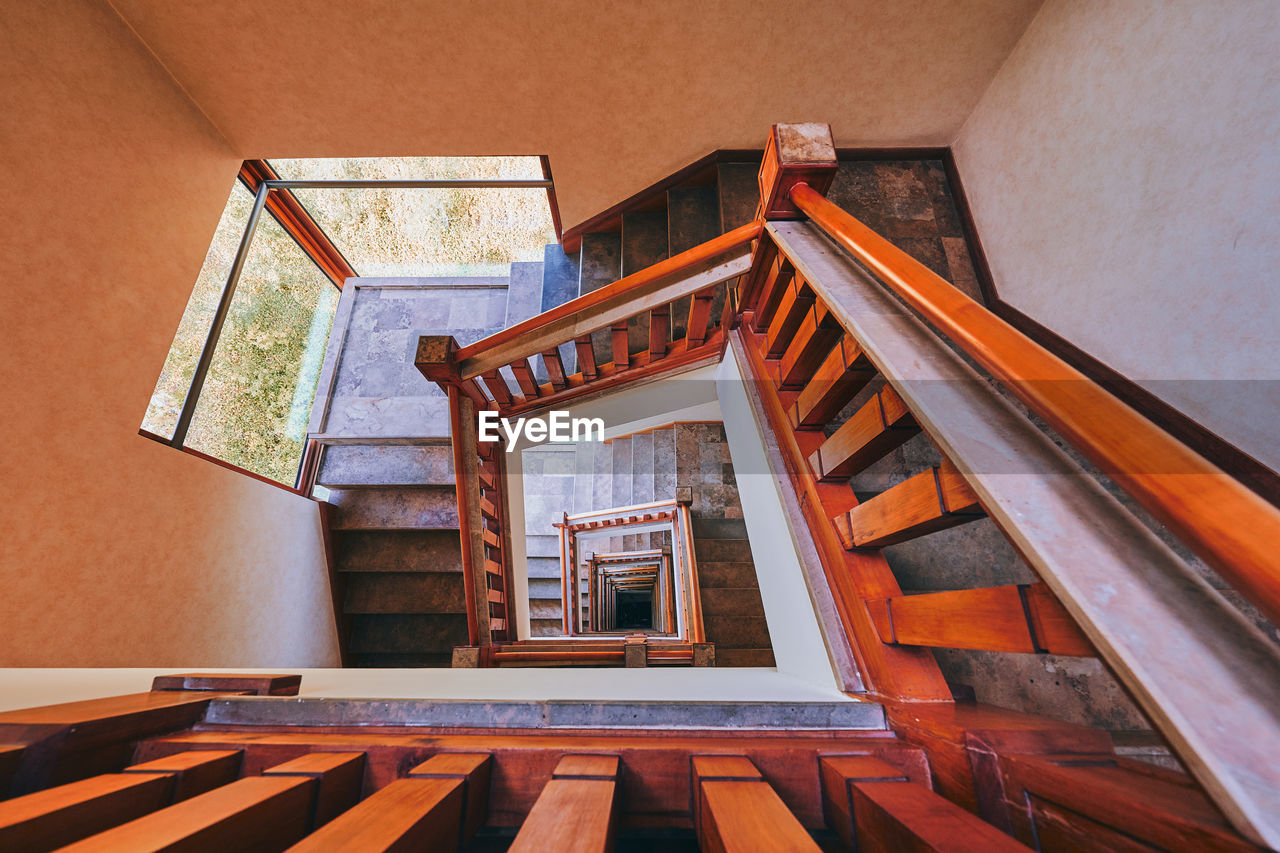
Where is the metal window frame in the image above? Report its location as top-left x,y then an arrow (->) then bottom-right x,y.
164,162 -> 555,493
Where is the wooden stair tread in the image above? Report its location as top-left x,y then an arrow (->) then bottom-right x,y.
286,778 -> 463,852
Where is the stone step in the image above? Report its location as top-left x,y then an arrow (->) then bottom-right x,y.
716,161 -> 762,233
347,613 -> 469,655
714,649 -> 776,667
610,438 -> 633,508
530,597 -> 564,619
328,486 -> 459,530
317,444 -> 454,489
703,611 -> 772,650
527,577 -> 563,600
698,561 -> 760,589
541,243 -> 580,312
667,185 -> 719,340
343,572 -> 466,614
530,618 -> 563,637
694,537 -> 753,563
620,210 -> 668,353
504,261 -> 545,328
572,439 -> 596,515
525,533 -> 562,559
653,427 -> 676,502
631,431 -> 655,504
693,517 -> 749,539
527,556 -> 564,579
590,437 -> 613,511
579,232 -> 621,365
336,530 -> 462,573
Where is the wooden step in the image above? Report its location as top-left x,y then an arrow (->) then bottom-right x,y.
834,458 -> 983,549
788,334 -> 875,429
865,584 -> 1095,656
60,775 -> 316,851
808,384 -> 918,482
286,778 -> 463,852
778,300 -> 843,389
407,753 -> 492,842
509,754 -> 619,853
693,755 -> 820,852
764,273 -> 815,359
819,755 -> 1028,852
262,752 -> 365,828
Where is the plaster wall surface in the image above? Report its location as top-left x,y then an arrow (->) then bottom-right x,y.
953,0 -> 1280,471
0,1 -> 339,667
106,0 -> 1044,229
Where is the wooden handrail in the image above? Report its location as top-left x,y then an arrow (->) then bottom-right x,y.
790,181 -> 1280,626
452,220 -> 762,378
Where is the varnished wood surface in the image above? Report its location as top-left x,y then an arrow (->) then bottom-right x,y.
509,777 -> 617,853
789,335 -> 874,429
0,772 -> 175,851
286,778 -> 463,852
123,749 -> 243,802
262,752 -> 365,827
554,754 -> 620,779
851,779 -> 1030,852
808,385 -> 917,482
700,780 -> 821,853
150,674 -> 301,696
60,774 -> 316,852
837,459 -> 982,548
407,752 -> 491,841
791,180 -> 1280,629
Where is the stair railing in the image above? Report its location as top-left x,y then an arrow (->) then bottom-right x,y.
736,122 -> 1280,848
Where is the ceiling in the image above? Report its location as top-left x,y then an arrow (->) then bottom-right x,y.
108,0 -> 1043,228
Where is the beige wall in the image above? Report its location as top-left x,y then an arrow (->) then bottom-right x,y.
0,1 -> 340,666
954,0 -> 1280,471
107,0 -> 1043,229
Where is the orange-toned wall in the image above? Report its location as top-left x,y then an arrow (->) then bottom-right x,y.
0,1 -> 340,666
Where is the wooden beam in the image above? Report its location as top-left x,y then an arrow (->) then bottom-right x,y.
123,750 -> 243,802
58,775 -> 316,851
694,754 -> 821,852
611,322 -> 630,370
850,779 -> 1030,852
149,674 -> 300,696
808,385 -> 917,482
866,584 -> 1095,656
262,752 -> 365,828
789,334 -> 874,429
407,753 -> 492,843
0,773 -> 176,850
509,755 -> 619,852
649,305 -> 670,358
542,348 -> 567,391
510,359 -> 541,398
575,336 -> 598,381
686,287 -> 716,347
752,252 -> 794,331
287,778 -> 463,852
480,370 -> 514,408
836,459 -> 983,549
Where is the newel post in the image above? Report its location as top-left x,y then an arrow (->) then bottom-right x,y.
417,335 -> 489,647
742,123 -> 838,316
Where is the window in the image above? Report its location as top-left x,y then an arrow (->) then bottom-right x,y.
143,157 -> 556,490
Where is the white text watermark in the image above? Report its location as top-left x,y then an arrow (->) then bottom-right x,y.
478,411 -> 605,451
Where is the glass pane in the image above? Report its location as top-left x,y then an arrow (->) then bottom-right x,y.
184,208 -> 340,485
268,155 -> 544,181
142,182 -> 253,438
291,186 -> 556,277
268,157 -> 556,277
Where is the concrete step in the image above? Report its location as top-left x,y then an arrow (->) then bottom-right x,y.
693,517 -> 749,539
717,161 -> 761,233
317,444 -> 453,489
336,530 -> 462,573
328,486 -> 459,530
347,613 -> 469,655
343,572 -> 466,614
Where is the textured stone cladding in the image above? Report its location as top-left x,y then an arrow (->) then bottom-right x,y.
827,160 -> 984,303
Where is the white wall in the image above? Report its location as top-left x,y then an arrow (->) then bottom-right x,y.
953,0 -> 1280,471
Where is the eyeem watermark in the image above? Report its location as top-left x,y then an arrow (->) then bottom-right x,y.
478,411 -> 604,451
